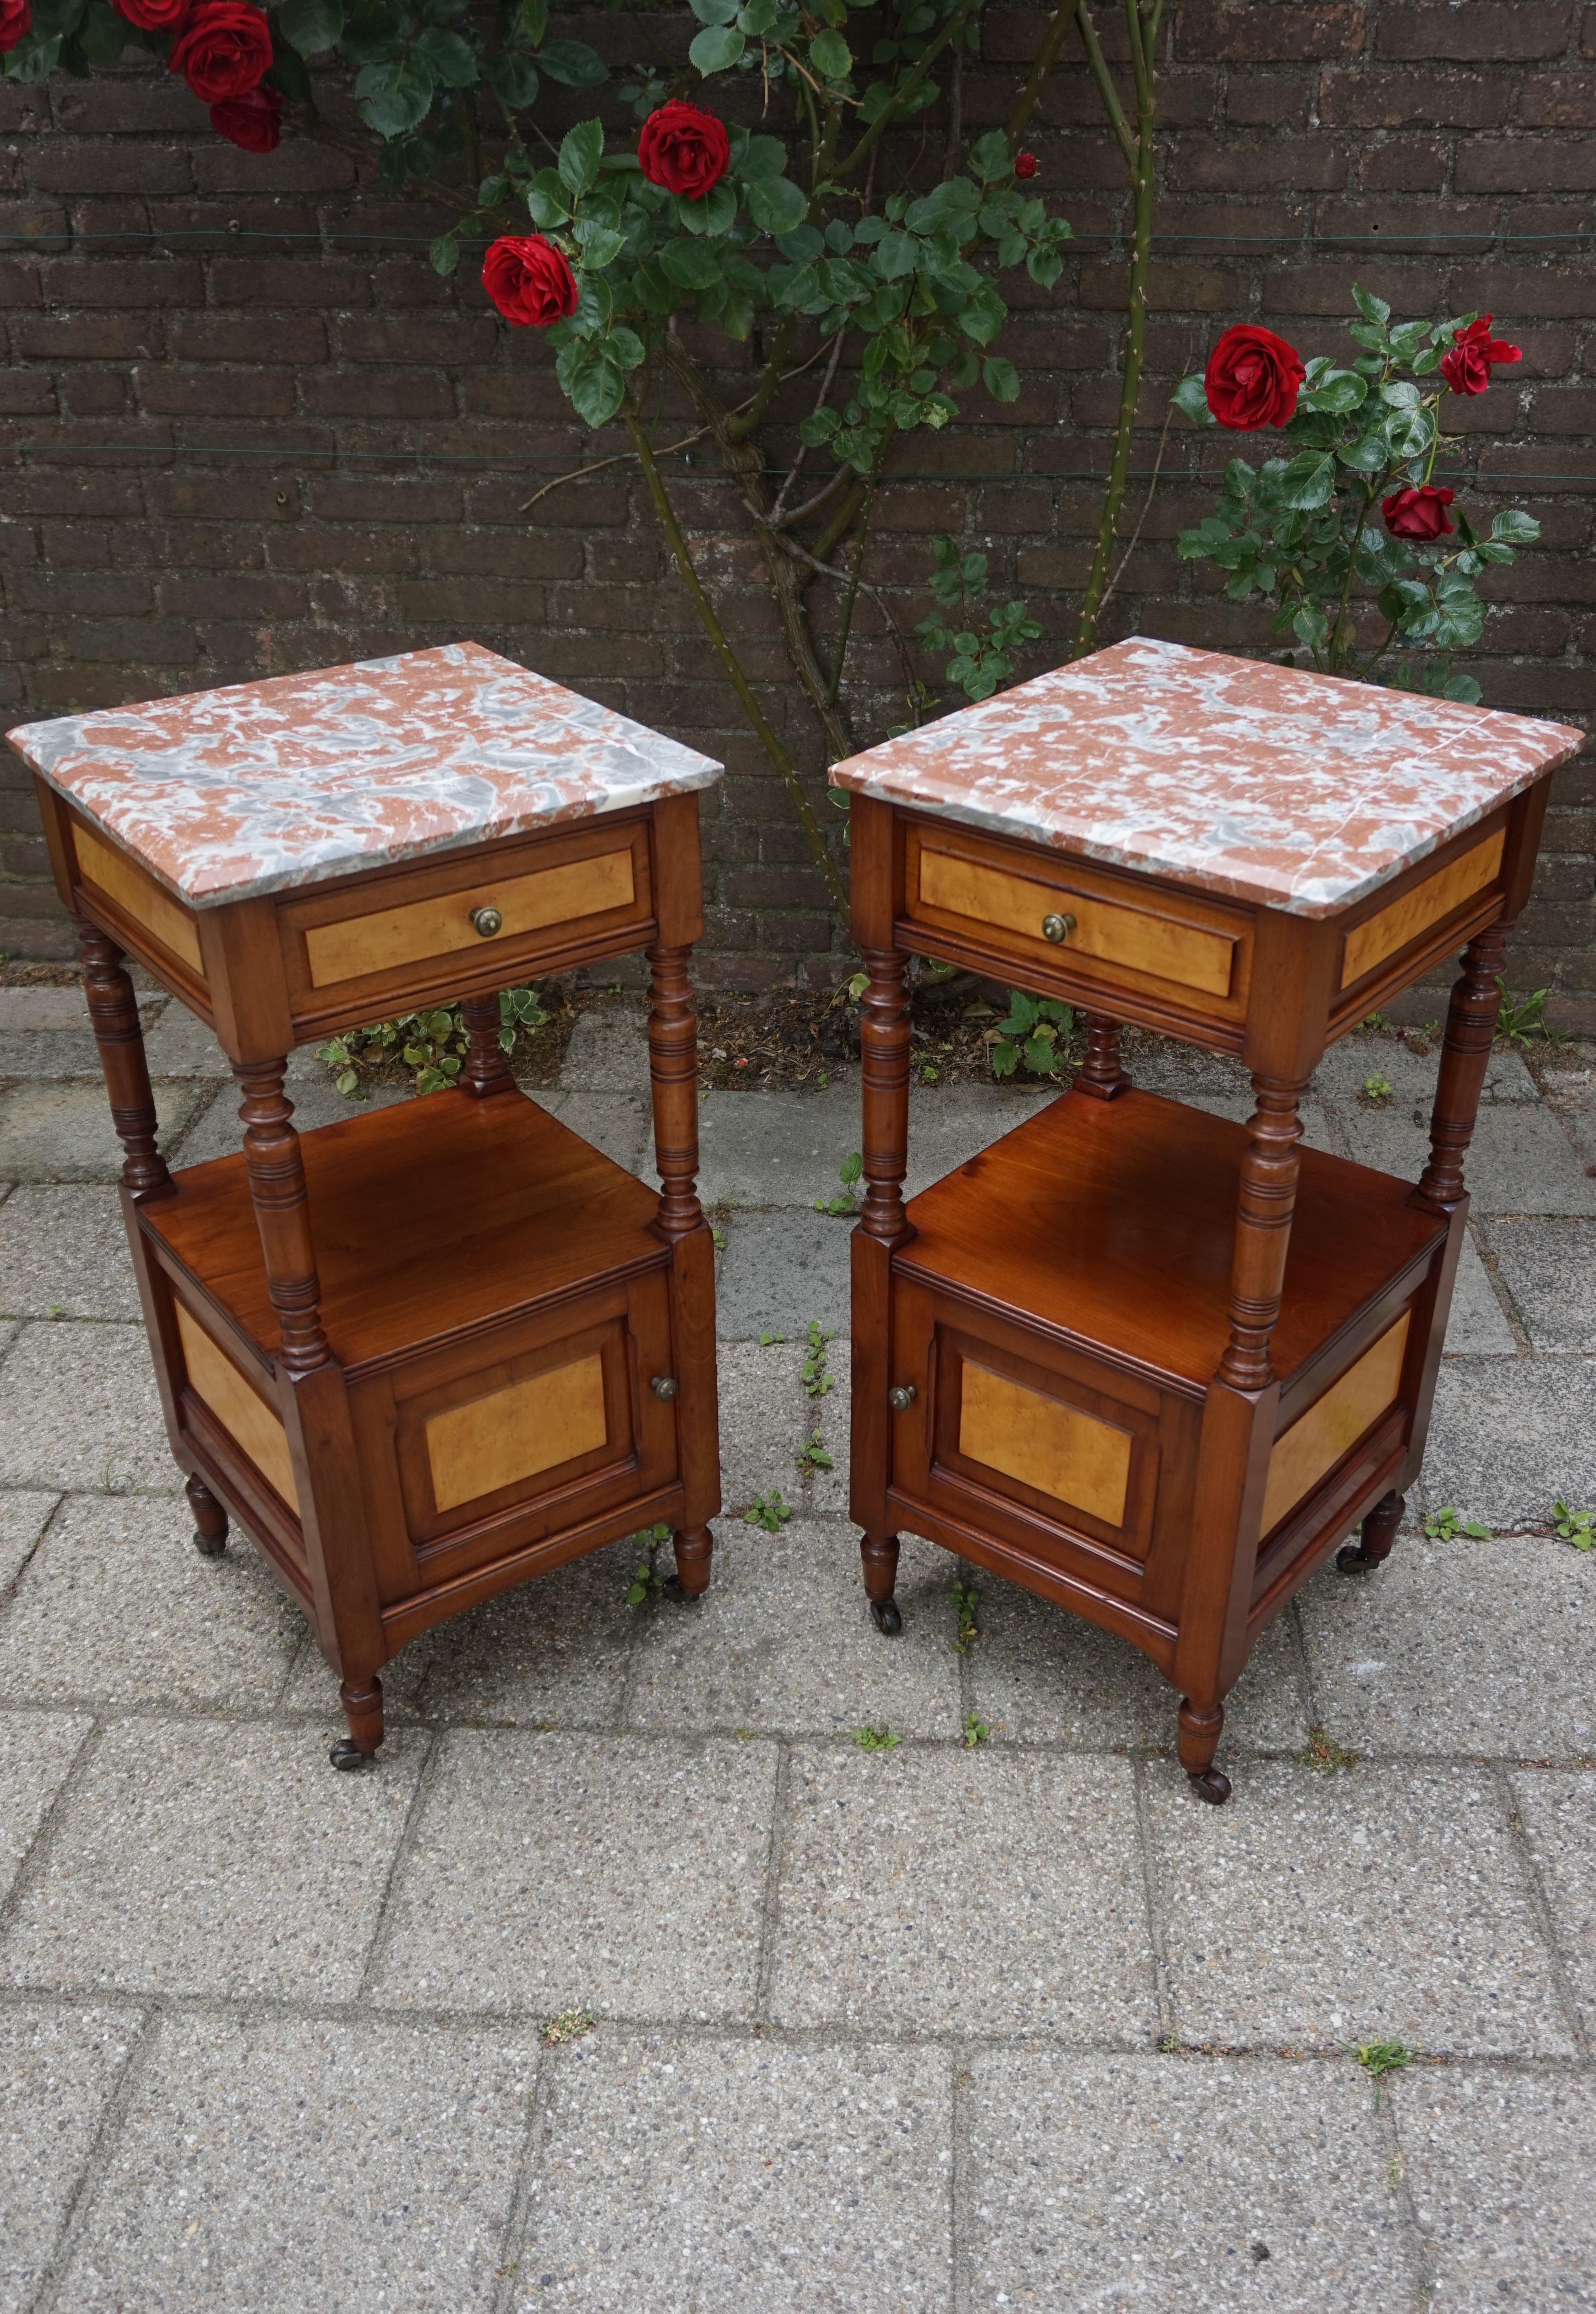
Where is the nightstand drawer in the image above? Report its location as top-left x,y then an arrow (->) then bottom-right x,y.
903,822 -> 1252,1026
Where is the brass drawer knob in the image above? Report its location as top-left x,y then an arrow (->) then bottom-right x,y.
1041,911 -> 1076,945
888,1384 -> 917,1413
470,905 -> 504,938
651,1375 -> 679,1402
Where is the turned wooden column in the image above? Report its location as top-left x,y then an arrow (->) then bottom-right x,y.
646,941 -> 704,1240
232,1061 -> 329,1375
1074,1013 -> 1130,1101
1412,920 -> 1513,1216
859,945 -> 912,1246
79,923 -> 174,1203
458,990 -> 515,1097
1217,1075 -> 1307,1392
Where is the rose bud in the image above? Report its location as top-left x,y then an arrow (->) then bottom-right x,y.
1014,150 -> 1039,179
1382,484 -> 1456,541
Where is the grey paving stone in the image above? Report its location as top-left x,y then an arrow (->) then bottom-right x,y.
1393,2066 -> 1596,2314
968,1578 -> 1307,1754
516,2032 -> 952,2314
0,1322 -> 177,1494
628,1520 -> 963,1740
1483,1216 -> 1596,1352
547,1090 -> 652,1179
0,991 -> 164,1079
714,1206 -> 853,1341
0,2006 -> 141,2314
0,1185 -> 141,1321
696,1086 -> 859,1210
138,999 -> 233,1079
0,1710 -> 90,1907
1301,1540 -> 1596,1760
277,1622 -> 432,1727
714,1338 -> 810,1515
1444,1230 -> 1518,1354
903,1083 -> 1057,1195
804,1333 -> 850,1517
1510,1771 -> 1596,2038
370,1730 -> 775,2021
1341,1099 -> 1596,1214
2,1719 -> 423,2000
0,1489 -> 58,1590
1121,1041 -> 1251,1100
0,988 -> 95,1033
1420,1356 -> 1596,1529
1313,1028 -> 1538,1108
166,1073 -> 408,1168
769,1747 -> 1153,2037
556,993 -> 651,1093
0,1319 -> 17,1364
0,1494 -> 303,1712
967,2049 -> 1410,2312
1149,1760 -> 1573,2055
0,1081 -> 209,1184
57,2014 -> 536,2314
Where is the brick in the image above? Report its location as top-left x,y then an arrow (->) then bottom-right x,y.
159,574 -> 308,621
0,260 -> 41,309
331,315 -> 499,366
394,578 -> 548,626
267,527 -> 421,575
110,523 -> 265,572
27,141 -> 191,199
1517,72 -> 1596,125
0,372 -> 55,416
1172,134 -> 1351,191
50,79 -> 203,134
1318,66 -> 1511,126
144,473 -> 300,521
190,142 -> 357,194
1176,0 -> 1368,61
166,313 -> 328,364
54,618 -> 198,665
1528,387 -> 1596,432
0,471 -> 143,519
10,315 -> 158,362
9,567 -> 152,617
1358,135 -> 1449,191
1225,74 -> 1313,127
1376,2 -> 1571,58
298,370 -> 458,420
40,260 -> 204,307
206,259 -> 370,308
1467,264 -> 1596,318
136,366 -> 296,419
1457,136 -> 1596,191
310,476 -> 463,525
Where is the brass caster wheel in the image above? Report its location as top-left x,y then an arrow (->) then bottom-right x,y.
328,1737 -> 375,1772
1336,1542 -> 1378,1574
869,1599 -> 903,1638
1189,1767 -> 1232,1806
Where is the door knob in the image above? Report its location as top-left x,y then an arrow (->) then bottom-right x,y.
1041,911 -> 1075,944
470,905 -> 503,938
888,1384 -> 916,1412
651,1375 -> 679,1401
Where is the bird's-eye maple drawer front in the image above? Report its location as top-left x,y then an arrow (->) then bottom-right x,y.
351,1268 -> 679,1595
277,817 -> 656,1028
69,818 -> 208,996
901,821 -> 1253,1032
887,1277 -> 1198,1604
1334,825 -> 1506,1014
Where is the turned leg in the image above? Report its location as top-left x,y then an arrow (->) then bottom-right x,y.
668,1524 -> 713,1601
232,1060 -> 329,1375
1178,1697 -> 1230,1805
647,940 -> 705,1239
186,1472 -> 228,1557
1074,1013 -> 1130,1100
79,923 -> 174,1203
1217,1075 -> 1307,1392
458,990 -> 515,1098
1337,1488 -> 1405,1574
329,1674 -> 384,1771
861,1530 -> 902,1637
1413,920 -> 1512,1215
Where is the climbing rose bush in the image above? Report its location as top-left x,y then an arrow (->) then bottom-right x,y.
1176,287 -> 1535,702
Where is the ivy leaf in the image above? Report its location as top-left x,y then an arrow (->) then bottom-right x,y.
745,175 -> 807,234
558,118 -> 606,198
488,51 -> 539,108
688,23 -> 745,72
539,38 -> 608,85
809,27 -> 851,76
1172,373 -> 1213,426
982,355 -> 1020,403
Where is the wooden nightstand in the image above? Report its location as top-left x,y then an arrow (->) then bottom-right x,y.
9,643 -> 724,1770
831,638 -> 1580,1803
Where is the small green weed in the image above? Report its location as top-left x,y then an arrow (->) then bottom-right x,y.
624,1522 -> 671,1606
854,1723 -> 901,1752
319,986 -> 547,1098
1297,1726 -> 1359,1774
44,1303 -> 65,1320
1495,979 -> 1554,1046
1424,1506 -> 1490,1540
1361,1012 -> 1389,1031
1360,1073 -> 1393,1105
542,2010 -> 593,2047
963,1711 -> 990,1747
1344,2038 -> 1412,2108
758,1331 -> 786,1347
801,1320 -> 835,1398
1553,1499 -> 1596,1551
989,989 -> 1074,1081
744,1490 -> 793,1533
816,1150 -> 863,1217
796,1426 -> 834,1480
951,1577 -> 981,1655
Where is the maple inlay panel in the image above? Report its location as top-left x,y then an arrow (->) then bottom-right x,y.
957,1359 -> 1133,1527
1340,831 -> 1505,990
1260,1313 -> 1411,1537
74,823 -> 204,975
425,1350 -> 609,1515
175,1302 -> 299,1511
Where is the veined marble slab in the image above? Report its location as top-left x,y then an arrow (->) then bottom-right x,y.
6,642 -> 724,908
831,637 -> 1581,917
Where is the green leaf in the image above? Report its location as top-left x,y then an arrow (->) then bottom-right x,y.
688,22 -> 745,71
970,129 -> 1012,182
526,168 -> 570,227
558,118 -> 606,198
356,56 -> 436,137
539,37 -> 608,85
76,0 -> 127,63
798,407 -> 839,446
689,0 -> 738,19
429,234 -> 459,277
809,27 -> 851,76
517,0 -> 548,41
488,51 -> 539,108
1351,283 -> 1391,327
1025,247 -> 1064,290
266,42 -> 311,100
575,223 -> 625,269
565,347 -> 626,428
740,133 -> 787,179
5,30 -> 64,77
1491,508 -> 1540,545
745,175 -> 807,235
1172,373 -> 1214,426
990,1040 -> 1019,1079
739,0 -> 780,29
659,237 -> 722,289
1292,602 -> 1329,650
413,25 -> 477,85
1278,449 -> 1337,510
609,324 -> 645,368
982,355 -> 1019,403
1337,434 -> 1389,473
775,223 -> 824,261
1299,369 -> 1366,414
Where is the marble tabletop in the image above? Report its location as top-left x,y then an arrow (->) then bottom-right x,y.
6,643 -> 724,907
830,638 -> 1582,916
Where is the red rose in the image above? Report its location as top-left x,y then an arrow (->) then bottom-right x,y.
638,102 -> 730,201
1440,314 -> 1522,397
211,84 -> 282,152
0,0 -> 31,51
1382,484 -> 1455,542
1013,150 -> 1039,179
482,235 -> 579,328
113,0 -> 190,27
167,1 -> 271,101
1204,324 -> 1305,430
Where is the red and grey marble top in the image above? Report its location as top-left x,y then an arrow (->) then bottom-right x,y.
831,638 -> 1581,917
6,642 -> 724,907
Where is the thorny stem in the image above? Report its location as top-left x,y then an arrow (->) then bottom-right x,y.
827,480 -> 877,704
838,0 -> 981,179
1006,0 -> 1086,144
1325,480 -> 1379,669
623,397 -> 848,915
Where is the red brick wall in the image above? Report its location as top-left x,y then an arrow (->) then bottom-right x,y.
2,1 -> 1592,1018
